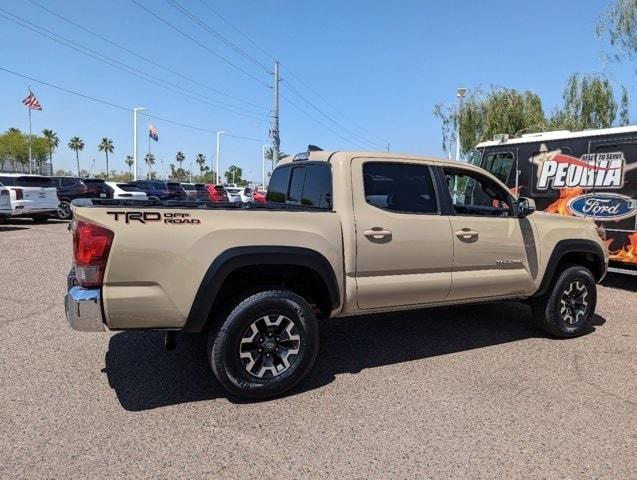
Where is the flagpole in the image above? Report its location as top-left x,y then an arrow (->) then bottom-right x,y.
28,105 -> 32,174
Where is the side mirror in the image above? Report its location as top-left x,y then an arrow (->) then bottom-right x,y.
516,197 -> 536,217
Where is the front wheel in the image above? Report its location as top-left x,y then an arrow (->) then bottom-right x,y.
56,201 -> 72,220
531,265 -> 597,338
208,290 -> 319,400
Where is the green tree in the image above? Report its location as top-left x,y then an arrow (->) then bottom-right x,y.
124,155 -> 134,179
68,136 -> 84,176
144,152 -> 155,179
434,87 -> 546,155
550,74 -> 618,130
175,151 -> 185,179
32,137 -> 49,174
597,0 -> 637,62
98,138 -> 114,179
264,147 -> 289,164
620,86 -> 630,125
0,129 -> 28,172
224,165 -> 244,185
42,129 -> 59,174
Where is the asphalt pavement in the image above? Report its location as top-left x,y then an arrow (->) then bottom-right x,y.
0,220 -> 635,479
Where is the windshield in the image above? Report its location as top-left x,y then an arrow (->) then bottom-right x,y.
482,152 -> 514,183
466,149 -> 483,167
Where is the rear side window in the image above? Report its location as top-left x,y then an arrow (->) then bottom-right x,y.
362,162 -> 438,214
266,165 -> 291,203
0,176 -> 14,186
117,183 -> 142,192
267,163 -> 332,208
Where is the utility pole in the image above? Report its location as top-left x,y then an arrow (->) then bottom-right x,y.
270,61 -> 280,165
132,107 -> 146,180
215,130 -> 225,184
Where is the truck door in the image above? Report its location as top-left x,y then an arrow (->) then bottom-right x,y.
352,158 -> 453,310
441,166 -> 537,300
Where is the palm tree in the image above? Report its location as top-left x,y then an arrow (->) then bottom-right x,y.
124,155 -> 134,179
195,153 -> 206,175
68,136 -> 85,176
264,147 -> 289,163
175,151 -> 185,179
98,138 -> 114,179
144,152 -> 156,179
42,129 -> 59,174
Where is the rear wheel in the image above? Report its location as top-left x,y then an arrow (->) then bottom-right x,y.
531,265 -> 597,338
208,290 -> 319,399
31,214 -> 49,224
57,201 -> 72,220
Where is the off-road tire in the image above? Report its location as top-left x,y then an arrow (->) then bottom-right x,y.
531,265 -> 597,338
208,290 -> 319,400
31,214 -> 49,224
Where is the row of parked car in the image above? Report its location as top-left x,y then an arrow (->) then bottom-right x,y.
0,173 -> 265,223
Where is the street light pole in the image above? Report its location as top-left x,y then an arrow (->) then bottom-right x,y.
132,107 -> 146,180
455,88 -> 467,162
215,130 -> 225,184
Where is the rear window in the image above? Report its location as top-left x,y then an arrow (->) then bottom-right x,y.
214,185 -> 226,191
266,163 -> 332,208
181,184 -> 195,190
117,183 -> 143,192
149,181 -> 167,190
0,176 -> 53,187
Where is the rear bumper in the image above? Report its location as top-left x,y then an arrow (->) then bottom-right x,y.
65,271 -> 106,332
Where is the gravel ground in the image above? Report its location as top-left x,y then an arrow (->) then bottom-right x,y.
0,220 -> 635,479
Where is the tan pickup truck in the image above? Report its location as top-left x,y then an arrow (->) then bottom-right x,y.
65,149 -> 608,399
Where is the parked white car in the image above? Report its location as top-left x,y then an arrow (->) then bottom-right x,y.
226,186 -> 254,203
105,182 -> 148,200
0,174 -> 58,223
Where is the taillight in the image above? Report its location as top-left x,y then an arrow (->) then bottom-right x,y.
12,188 -> 23,200
72,220 -> 114,288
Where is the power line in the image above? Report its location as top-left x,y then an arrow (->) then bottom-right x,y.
284,80 -> 384,149
280,93 -> 368,150
188,1 -> 387,148
0,8 -> 266,121
130,0 -> 270,88
164,0 -> 271,74
28,0 -> 268,112
0,65 -> 255,136
196,0 -> 276,62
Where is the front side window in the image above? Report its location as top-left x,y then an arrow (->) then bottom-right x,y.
483,151 -> 514,183
363,162 -> 438,214
444,168 -> 511,216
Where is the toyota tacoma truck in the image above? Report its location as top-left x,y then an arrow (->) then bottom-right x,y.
65,149 -> 608,399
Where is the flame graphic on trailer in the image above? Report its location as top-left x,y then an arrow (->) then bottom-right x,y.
475,128 -> 637,267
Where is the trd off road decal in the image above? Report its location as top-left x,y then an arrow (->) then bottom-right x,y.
106,211 -> 201,224
536,151 -> 624,189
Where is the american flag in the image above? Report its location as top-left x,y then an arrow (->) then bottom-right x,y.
148,123 -> 158,141
22,90 -> 42,111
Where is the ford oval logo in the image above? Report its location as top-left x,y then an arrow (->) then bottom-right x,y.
567,193 -> 637,221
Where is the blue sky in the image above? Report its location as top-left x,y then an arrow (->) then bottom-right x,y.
0,0 -> 633,180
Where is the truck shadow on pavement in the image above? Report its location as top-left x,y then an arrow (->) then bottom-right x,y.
105,301 -> 606,411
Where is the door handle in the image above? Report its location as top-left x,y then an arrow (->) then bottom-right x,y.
455,228 -> 478,241
364,227 -> 392,242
